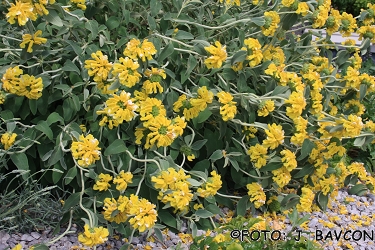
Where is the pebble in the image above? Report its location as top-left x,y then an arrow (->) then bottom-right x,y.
1,188 -> 375,250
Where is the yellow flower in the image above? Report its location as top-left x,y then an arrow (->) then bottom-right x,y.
243,38 -> 263,67
123,38 -> 157,62
262,123 -> 284,149
173,94 -> 201,121
70,134 -> 101,167
319,174 -> 336,195
247,182 -> 266,208
312,6 -> 329,28
357,25 -> 375,43
0,90 -> 6,104
281,0 -> 294,7
197,171 -> 222,197
113,170 -> 133,192
78,225 -> 109,247
84,51 -> 113,83
142,68 -> 166,94
257,100 -> 275,117
272,167 -> 291,188
262,11 -> 280,36
348,162 -> 367,181
296,187 -> 314,212
285,91 -> 306,119
33,0 -> 51,16
103,196 -> 130,224
220,0 -> 240,6
217,91 -> 237,121
128,194 -> 158,232
11,243 -> 22,250
93,173 -> 113,191
326,9 -> 341,36
243,126 -> 257,140
296,2 -> 309,16
247,144 -> 268,169
193,203 -> 204,210
340,12 -> 357,37
70,0 -> 86,10
139,97 -> 167,126
345,99 -> 365,116
190,86 -> 214,111
112,57 -> 141,88
6,0 -> 37,26
339,115 -> 363,138
204,41 -> 227,69
1,132 -> 17,150
146,116 -> 178,148
17,74 -> 44,99
20,30 -> 47,53
280,149 -> 297,172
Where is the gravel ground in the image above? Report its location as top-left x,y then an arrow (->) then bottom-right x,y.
1,188 -> 375,250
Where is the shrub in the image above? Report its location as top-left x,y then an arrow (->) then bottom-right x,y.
332,0 -> 375,16
2,0 -> 375,248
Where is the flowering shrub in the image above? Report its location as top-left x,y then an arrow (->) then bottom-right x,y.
2,0 -> 375,248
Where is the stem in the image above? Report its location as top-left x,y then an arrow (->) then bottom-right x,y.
186,126 -> 195,147
171,18 -> 254,30
47,210 -> 74,245
153,33 -> 193,48
125,150 -> 162,171
135,153 -> 147,196
79,168 -> 94,227
216,192 -> 241,199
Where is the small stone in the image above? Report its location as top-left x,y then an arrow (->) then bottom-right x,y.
0,233 -> 10,244
20,234 -> 33,242
131,237 -> 139,244
31,232 -> 41,240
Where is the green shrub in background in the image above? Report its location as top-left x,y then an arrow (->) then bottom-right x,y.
332,0 -> 375,16
2,0 -> 375,249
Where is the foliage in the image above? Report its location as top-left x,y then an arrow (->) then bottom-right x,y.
2,0 -> 375,248
0,170 -> 63,234
189,211 -> 323,250
332,0 -> 375,16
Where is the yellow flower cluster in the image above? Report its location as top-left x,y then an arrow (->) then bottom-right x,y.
258,100 -> 275,117
112,57 -> 141,88
70,0 -> 86,10
1,66 -> 43,99
97,91 -> 138,129
84,51 -> 113,83
247,182 -> 266,208
143,68 -> 166,94
78,224 -> 109,247
93,171 -> 133,192
102,194 -> 157,232
217,91 -> 237,121
173,86 -> 214,121
243,126 -> 257,140
242,38 -> 263,67
247,144 -> 268,169
1,132 -> 17,150
280,149 -> 297,172
197,171 -> 222,198
70,134 -> 101,168
219,0 -> 240,7
151,168 -> 193,213
284,91 -> 306,119
204,41 -> 227,69
262,123 -> 284,150
20,30 -> 47,53
296,187 -> 314,213
6,1 -> 37,26
93,173 -> 113,191
262,11 -> 280,36
124,38 -> 157,62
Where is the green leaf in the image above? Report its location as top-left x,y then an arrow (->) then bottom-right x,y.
293,164 -> 314,179
104,139 -> 127,156
280,194 -> 300,210
64,166 -> 77,185
231,50 -> 247,65
175,30 -> 194,40
47,112 -> 64,125
348,184 -> 368,196
189,220 -> 198,238
272,86 -> 289,95
106,16 -> 120,30
158,43 -> 174,62
191,139 -> 207,150
187,178 -> 202,187
29,99 -> 37,115
260,161 -> 283,172
10,153 -> 29,180
35,120 -> 54,140
236,195 -> 250,216
31,244 -> 49,250
359,84 -> 367,101
353,136 -> 366,147
150,0 -> 163,16
297,139 -> 315,160
195,209 -> 214,218
48,146 -> 63,166
196,109 -> 212,123
154,228 -> 164,243
252,17 -> 265,26
52,163 -> 64,184
316,191 -> 328,211
44,9 -> 63,27
62,192 -> 80,211
209,149 -> 223,161
281,13 -> 298,31
158,210 -> 177,229
335,50 -> 350,66
85,20 -> 99,40
147,14 -> 157,30
185,54 -> 198,77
